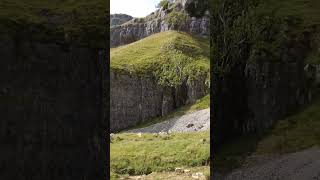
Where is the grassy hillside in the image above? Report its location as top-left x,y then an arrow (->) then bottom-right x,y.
0,0 -> 107,47
111,31 -> 210,87
111,94 -> 210,178
110,131 -> 210,179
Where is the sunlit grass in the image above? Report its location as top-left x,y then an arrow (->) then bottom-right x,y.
110,131 -> 210,178
110,31 -> 209,75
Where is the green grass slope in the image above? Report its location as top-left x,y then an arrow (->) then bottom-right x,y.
111,31 -> 210,87
0,0 -> 107,47
110,131 -> 210,179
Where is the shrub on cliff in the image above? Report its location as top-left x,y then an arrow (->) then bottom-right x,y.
164,11 -> 188,31
185,0 -> 209,18
157,0 -> 170,10
211,0 -> 320,74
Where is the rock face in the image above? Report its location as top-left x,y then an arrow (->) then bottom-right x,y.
0,35 -> 106,179
110,0 -> 209,47
212,33 -> 318,145
110,14 -> 133,27
244,60 -> 311,132
110,71 -> 207,132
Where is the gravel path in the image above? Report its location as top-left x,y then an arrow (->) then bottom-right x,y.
126,108 -> 210,133
220,147 -> 320,180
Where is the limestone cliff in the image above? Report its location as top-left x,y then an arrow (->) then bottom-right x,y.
211,0 -> 320,145
110,31 -> 210,132
0,35 -> 107,179
110,14 -> 133,27
110,71 -> 207,132
110,0 -> 209,47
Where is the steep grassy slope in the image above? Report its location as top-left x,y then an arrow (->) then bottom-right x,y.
110,131 -> 210,178
0,0 -> 107,47
111,31 -> 210,87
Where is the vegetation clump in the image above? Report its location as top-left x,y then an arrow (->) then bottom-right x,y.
0,0 -> 108,47
211,0 -> 320,74
164,11 -> 188,31
157,0 -> 170,10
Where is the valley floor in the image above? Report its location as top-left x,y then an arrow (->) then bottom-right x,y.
110,107 -> 211,179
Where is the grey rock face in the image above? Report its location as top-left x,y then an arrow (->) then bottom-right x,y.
0,35 -> 106,179
244,60 -> 311,132
110,0 -> 209,47
212,35 -> 317,144
110,71 -> 207,132
110,14 -> 133,27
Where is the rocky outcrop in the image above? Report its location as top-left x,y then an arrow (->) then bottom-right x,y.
244,61 -> 311,132
0,35 -> 106,179
110,14 -> 133,27
212,31 -> 318,145
110,71 -> 207,132
110,0 -> 209,47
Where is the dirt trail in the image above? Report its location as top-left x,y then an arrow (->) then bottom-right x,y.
218,147 -> 320,180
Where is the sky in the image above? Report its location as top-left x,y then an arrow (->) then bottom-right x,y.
110,0 -> 161,18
